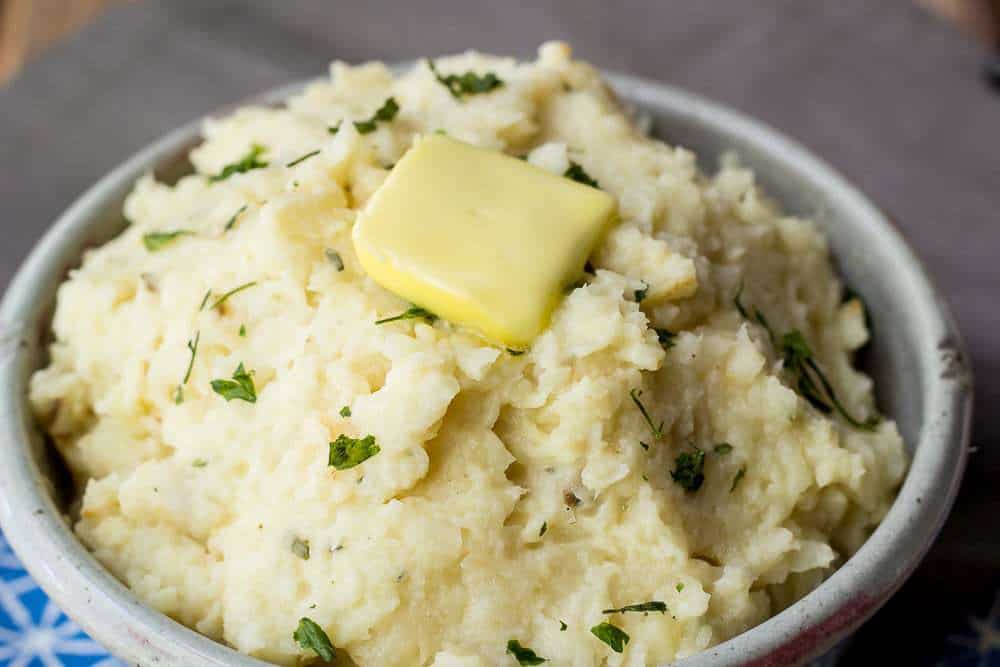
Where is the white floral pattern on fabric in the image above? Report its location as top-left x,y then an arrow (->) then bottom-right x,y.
0,532 -> 124,667
940,592 -> 1000,667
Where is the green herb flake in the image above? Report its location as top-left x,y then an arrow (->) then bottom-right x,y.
143,230 -> 192,252
713,443 -> 733,455
671,445 -> 705,492
223,204 -> 248,232
329,97 -> 400,135
780,330 -> 880,430
209,281 -> 257,311
339,405 -> 352,418
374,305 -> 437,325
629,388 -> 663,440
428,59 -> 504,99
564,162 -> 599,188
192,458 -> 208,468
210,362 -> 257,403
735,284 -> 879,431
559,620 -> 568,631
539,521 -> 547,537
731,466 -> 746,493
355,97 -> 400,134
198,290 -> 212,311
507,348 -> 526,356
602,601 -> 667,615
293,617 -> 336,662
291,537 -> 310,560
733,282 -> 750,319
286,149 -> 320,168
328,434 -> 380,470
654,328 -> 676,349
634,282 -> 649,303
676,583 -> 685,592
209,144 -> 268,182
590,622 -> 630,653
505,639 -> 547,665
174,331 -> 200,405
325,248 -> 345,271
238,324 -> 246,337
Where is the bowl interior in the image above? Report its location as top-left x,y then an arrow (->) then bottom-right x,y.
0,73 -> 971,667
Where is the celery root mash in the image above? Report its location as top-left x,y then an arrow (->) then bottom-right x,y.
29,43 -> 905,666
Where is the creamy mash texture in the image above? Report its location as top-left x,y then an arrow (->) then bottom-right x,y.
30,43 -> 906,666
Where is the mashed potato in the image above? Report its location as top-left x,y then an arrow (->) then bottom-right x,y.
29,43 -> 906,666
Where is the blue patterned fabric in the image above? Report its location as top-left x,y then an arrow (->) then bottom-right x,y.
0,532 -> 123,667
1,529 -> 997,666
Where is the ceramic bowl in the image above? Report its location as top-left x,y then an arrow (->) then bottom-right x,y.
0,71 -> 973,666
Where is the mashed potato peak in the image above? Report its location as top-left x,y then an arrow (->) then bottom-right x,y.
29,42 -> 905,666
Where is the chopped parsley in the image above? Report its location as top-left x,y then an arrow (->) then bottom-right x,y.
209,144 -> 268,182
173,331 -> 200,404
293,617 -> 336,662
564,162 -> 599,188
590,622 -> 629,653
238,324 -> 246,337
143,230 -> 192,252
209,281 -> 257,311
325,249 -> 345,271
654,328 -> 676,349
329,97 -> 400,135
209,362 -> 257,403
735,284 -> 879,430
286,150 -> 320,168
671,444 -> 705,492
713,443 -> 733,455
328,434 -> 380,470
781,330 -> 880,430
505,639 -> 547,665
602,601 -> 667,615
223,204 -> 248,232
339,405 -> 351,417
733,282 -> 776,345
629,388 -> 663,440
539,521 -> 548,537
428,59 -> 504,99
291,537 -> 310,560
676,583 -> 685,592
375,305 -> 437,325
634,282 -> 649,303
507,348 -> 526,356
355,97 -> 399,134
559,620 -> 568,631
192,458 -> 207,468
731,466 -> 746,492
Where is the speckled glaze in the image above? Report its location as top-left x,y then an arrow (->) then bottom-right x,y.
0,72 -> 973,666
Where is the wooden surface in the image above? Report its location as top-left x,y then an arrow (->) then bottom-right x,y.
0,1 -> 997,663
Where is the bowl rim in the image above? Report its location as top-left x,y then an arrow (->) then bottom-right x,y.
0,69 -> 973,667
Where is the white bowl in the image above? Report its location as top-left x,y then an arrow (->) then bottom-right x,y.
0,72 -> 973,666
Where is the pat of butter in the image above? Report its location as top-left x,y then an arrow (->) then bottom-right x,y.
352,135 -> 618,348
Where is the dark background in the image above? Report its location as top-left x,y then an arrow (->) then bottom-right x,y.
1,1 -> 997,663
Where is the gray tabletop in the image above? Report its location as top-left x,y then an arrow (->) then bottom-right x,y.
1,1 -> 997,663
